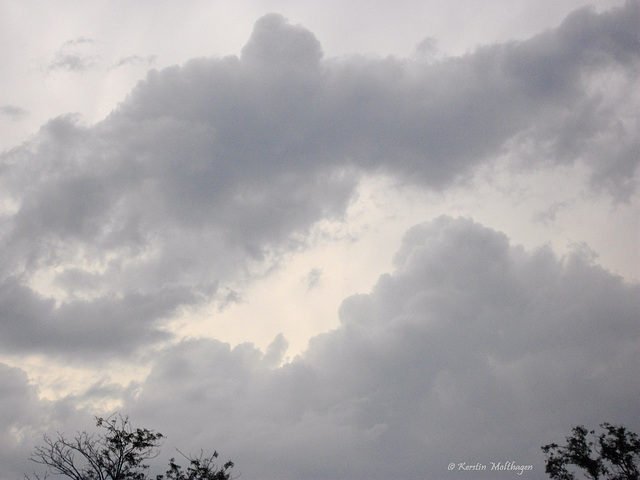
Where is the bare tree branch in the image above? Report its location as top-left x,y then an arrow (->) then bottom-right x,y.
28,414 -> 234,480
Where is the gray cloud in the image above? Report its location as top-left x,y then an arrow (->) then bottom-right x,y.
0,362 -> 85,478
109,216 -> 637,480
0,2 -> 637,359
0,105 -> 28,120
303,267 -> 323,291
48,54 -> 97,72
111,55 -> 157,69
1,217 -> 637,479
61,37 -> 98,48
241,13 -> 323,70
0,364 -> 43,477
45,37 -> 100,73
0,276 -> 194,357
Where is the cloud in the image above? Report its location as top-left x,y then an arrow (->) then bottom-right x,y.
111,55 -> 157,69
0,361 -> 114,479
45,37 -> 100,73
0,364 -> 41,476
47,54 -> 98,73
0,105 -> 28,121
61,37 -> 97,48
532,201 -> 567,225
303,267 -> 323,291
241,13 -> 323,70
0,3 -> 637,361
1,217 -> 637,479
414,36 -> 440,62
108,216 -> 637,480
0,276 -> 193,358
0,362 -> 71,478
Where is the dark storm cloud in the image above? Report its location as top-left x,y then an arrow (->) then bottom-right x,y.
111,217 -> 638,480
0,2 -> 637,358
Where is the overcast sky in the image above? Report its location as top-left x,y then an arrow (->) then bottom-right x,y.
0,1 -> 638,479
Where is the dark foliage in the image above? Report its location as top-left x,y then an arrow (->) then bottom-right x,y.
28,414 -> 233,480
542,423 -> 640,480
157,451 -> 234,480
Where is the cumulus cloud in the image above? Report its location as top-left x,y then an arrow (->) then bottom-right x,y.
1,217 -> 637,479
0,2 -> 637,362
105,216 -> 637,480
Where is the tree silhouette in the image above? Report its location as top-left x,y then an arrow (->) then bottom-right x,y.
541,423 -> 640,480
159,451 -> 234,480
29,414 -> 234,480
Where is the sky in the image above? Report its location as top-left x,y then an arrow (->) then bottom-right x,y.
0,1 -> 638,479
